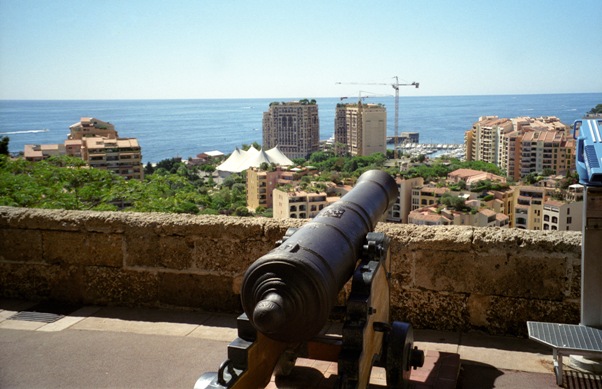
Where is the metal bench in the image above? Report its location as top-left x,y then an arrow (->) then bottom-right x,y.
527,321 -> 602,386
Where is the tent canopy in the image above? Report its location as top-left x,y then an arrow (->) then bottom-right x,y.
216,146 -> 293,173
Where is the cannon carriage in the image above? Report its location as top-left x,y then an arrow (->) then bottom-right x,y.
196,170 -> 424,389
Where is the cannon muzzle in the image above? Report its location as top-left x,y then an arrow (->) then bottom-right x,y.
241,169 -> 398,342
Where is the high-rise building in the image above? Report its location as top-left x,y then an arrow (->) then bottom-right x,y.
334,102 -> 387,156
262,101 -> 320,160
465,116 -> 575,180
464,116 -> 513,164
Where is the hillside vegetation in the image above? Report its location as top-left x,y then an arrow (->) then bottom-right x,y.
0,152 -> 503,215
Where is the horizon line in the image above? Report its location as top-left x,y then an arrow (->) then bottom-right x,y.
1,91 -> 601,102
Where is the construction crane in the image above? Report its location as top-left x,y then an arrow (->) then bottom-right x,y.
336,76 -> 419,160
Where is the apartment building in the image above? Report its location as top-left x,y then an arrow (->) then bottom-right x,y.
513,186 -> 548,230
465,116 -> 575,181
464,116 -> 513,164
246,167 -> 282,210
485,187 -> 515,227
24,139 -> 84,162
23,117 -> 144,180
387,176 -> 424,223
411,185 -> 450,211
542,200 -> 582,231
68,117 -> 118,140
24,143 -> 66,161
262,101 -> 320,160
517,130 -> 574,179
82,137 -> 144,180
334,102 -> 387,156
272,189 -> 334,219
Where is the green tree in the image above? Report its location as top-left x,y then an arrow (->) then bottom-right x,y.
441,193 -> 470,212
144,162 -> 155,175
0,136 -> 9,155
308,151 -> 332,164
588,104 -> 602,114
155,158 -> 184,174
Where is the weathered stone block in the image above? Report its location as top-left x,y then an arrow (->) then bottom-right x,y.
156,235 -> 194,270
158,272 -> 240,312
191,237 -> 272,274
389,225 -> 474,252
124,229 -> 162,268
504,253 -> 568,300
43,231 -> 87,265
467,294 -> 491,328
83,267 -> 158,305
392,290 -> 470,331
0,229 -> 43,262
413,248 -> 569,300
12,208 -> 84,231
482,295 -> 581,336
87,232 -> 123,267
0,262 -> 79,300
43,231 -> 122,267
473,228 -> 581,255
78,211 -> 127,234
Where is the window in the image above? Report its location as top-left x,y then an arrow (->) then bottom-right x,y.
544,215 -> 549,222
567,217 -> 572,224
552,216 -> 558,224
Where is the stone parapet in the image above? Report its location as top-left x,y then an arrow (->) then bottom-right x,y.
0,206 -> 581,336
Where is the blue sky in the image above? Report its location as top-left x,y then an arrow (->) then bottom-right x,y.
0,0 -> 600,99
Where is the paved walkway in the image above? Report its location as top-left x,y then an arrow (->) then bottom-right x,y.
1,299 -> 600,388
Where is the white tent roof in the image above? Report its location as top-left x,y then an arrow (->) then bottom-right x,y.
215,147 -> 245,172
264,146 -> 293,166
216,145 -> 293,173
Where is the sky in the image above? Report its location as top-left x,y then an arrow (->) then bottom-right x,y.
0,0 -> 601,100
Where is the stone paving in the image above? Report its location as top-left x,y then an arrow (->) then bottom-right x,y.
1,299 -> 600,388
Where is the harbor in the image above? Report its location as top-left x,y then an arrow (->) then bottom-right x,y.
394,142 -> 465,159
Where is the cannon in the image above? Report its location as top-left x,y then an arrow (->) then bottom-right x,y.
195,170 -> 424,389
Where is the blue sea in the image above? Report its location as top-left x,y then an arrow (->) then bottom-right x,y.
1,93 -> 600,164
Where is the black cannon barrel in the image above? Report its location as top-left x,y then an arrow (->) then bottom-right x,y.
241,170 -> 399,342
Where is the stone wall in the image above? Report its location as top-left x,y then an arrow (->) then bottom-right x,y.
0,206 -> 582,336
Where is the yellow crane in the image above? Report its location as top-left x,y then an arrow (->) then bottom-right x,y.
336,76 -> 419,159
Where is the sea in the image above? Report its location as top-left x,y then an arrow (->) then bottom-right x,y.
1,93 -> 600,164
